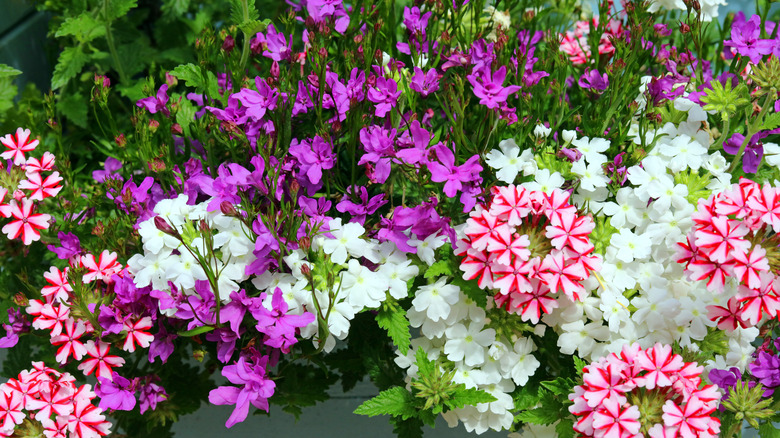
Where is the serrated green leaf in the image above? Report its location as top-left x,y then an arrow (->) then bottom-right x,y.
764,112 -> 780,132
177,325 -> 214,336
515,406 -> 560,426
104,0 -> 138,20
424,260 -> 452,279
444,387 -> 497,410
55,13 -> 106,42
377,302 -> 411,355
514,385 -> 540,411
540,378 -> 576,396
390,416 -> 424,438
239,19 -> 270,36
0,64 -> 22,79
759,422 -> 780,438
573,356 -> 588,377
56,92 -> 88,128
556,419 -> 575,438
52,46 -> 90,90
452,277 -> 487,308
0,79 -> 17,120
176,98 -> 197,138
415,347 -> 435,379
354,387 -> 417,419
170,63 -> 202,86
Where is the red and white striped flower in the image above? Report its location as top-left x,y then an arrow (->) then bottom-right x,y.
1,197 -> 51,245
50,319 -> 89,364
458,185 -> 599,323
18,171 -> 63,201
78,341 -> 125,380
81,251 -> 122,284
569,343 -> 721,438
122,317 -> 154,353
0,128 -> 39,165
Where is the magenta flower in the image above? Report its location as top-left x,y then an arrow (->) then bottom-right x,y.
428,145 -> 483,199
96,372 -> 137,411
252,288 -> 315,353
578,68 -> 609,94
289,135 -> 336,187
336,186 -> 388,225
467,66 -> 522,110
136,84 -> 170,116
403,6 -> 432,38
234,77 -> 281,122
208,355 -> 276,428
262,24 -> 292,61
724,13 -> 775,64
409,67 -> 440,97
367,77 -> 401,117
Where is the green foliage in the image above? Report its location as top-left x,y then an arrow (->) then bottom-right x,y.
764,112 -> 780,132
55,13 -> 106,42
51,46 -> 90,90
377,297 -> 412,355
103,0 -> 139,21
272,362 -> 338,419
354,386 -> 418,419
760,422 -> 780,438
0,65 -> 22,79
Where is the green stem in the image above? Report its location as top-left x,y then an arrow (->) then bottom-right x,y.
239,0 -> 251,73
104,0 -> 128,84
727,93 -> 776,173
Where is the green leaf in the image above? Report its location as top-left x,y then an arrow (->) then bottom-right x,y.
177,325 -> 215,336
272,362 -> 336,420
354,386 -> 417,420
0,64 -> 22,79
424,260 -> 452,279
414,347 -> 435,379
452,277 -> 487,308
238,19 -> 270,36
0,79 -> 17,120
444,387 -> 497,410
170,64 -> 221,99
52,46 -> 89,90
104,0 -> 138,21
56,92 -> 88,128
556,419 -> 576,438
573,356 -> 588,377
540,377 -> 576,396
516,391 -> 562,426
390,416 -> 424,438
55,13 -> 106,42
176,98 -> 198,138
514,385 -> 541,411
377,300 -> 411,355
764,112 -> 780,132
759,422 -> 780,438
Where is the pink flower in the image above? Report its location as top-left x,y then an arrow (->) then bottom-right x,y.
662,396 -> 715,438
78,341 -> 125,380
0,386 -> 24,432
122,317 -> 154,353
24,151 -> 56,176
41,267 -> 72,303
81,251 -> 122,284
18,171 -> 63,201
1,198 -> 51,245
707,297 -> 748,331
591,396 -> 641,437
635,343 -> 684,390
694,216 -> 750,263
735,272 -> 780,325
731,245 -> 769,289
67,394 -> 112,437
0,128 -> 39,165
51,318 -> 89,364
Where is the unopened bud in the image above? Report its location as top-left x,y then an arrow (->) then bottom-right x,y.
92,221 -> 105,237
679,22 -> 691,33
318,47 -> 328,58
165,72 -> 178,88
299,236 -> 311,252
199,219 -> 210,232
12,293 -> 28,307
270,61 -> 280,79
148,119 -> 160,133
289,179 -> 300,194
154,216 -> 179,237
220,201 -> 238,216
353,34 -> 363,44
193,349 -> 205,362
171,123 -> 183,136
115,133 -> 127,147
300,264 -> 311,277
222,35 -> 235,53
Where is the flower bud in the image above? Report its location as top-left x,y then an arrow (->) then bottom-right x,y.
13,293 -> 28,307
115,133 -> 127,147
165,72 -> 178,88
222,35 -> 235,53
148,119 -> 160,133
171,123 -> 183,136
300,263 -> 311,277
220,201 -> 238,217
270,61 -> 280,79
289,179 -> 300,194
679,22 -> 691,33
154,216 -> 178,237
299,236 -> 311,252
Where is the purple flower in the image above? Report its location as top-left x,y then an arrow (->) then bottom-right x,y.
47,231 -> 84,262
200,163 -> 251,211
409,67 -> 440,97
749,350 -> 780,395
92,157 -> 123,183
96,372 -> 137,411
206,328 -> 241,363
263,25 -> 292,61
307,0 -> 350,33
206,95 -> 249,126
709,367 -> 741,400
367,77 -> 401,117
139,380 -> 168,414
403,6 -> 432,38
289,135 -> 336,187
428,145 -> 483,200
724,14 -> 775,64
208,355 -> 275,428
136,84 -> 170,116
148,322 -> 176,364
234,77 -> 281,122
723,132 -> 767,174
336,186 -> 388,225
395,120 -> 432,166
252,288 -> 315,353
0,308 -> 30,348
578,69 -> 609,93
293,81 -> 315,117
467,66 -> 521,110
324,72 -> 351,122
358,125 -> 396,183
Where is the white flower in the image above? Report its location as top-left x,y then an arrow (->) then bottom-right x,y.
138,220 -> 180,254
524,168 -> 564,194
443,321 -> 496,367
377,259 -> 419,299
571,136 -> 609,165
557,320 -> 610,357
319,218 -> 366,264
764,142 -> 780,168
165,250 -> 208,290
571,160 -> 609,192
501,338 -> 540,386
485,139 -> 536,183
609,229 -> 652,263
411,277 -> 460,321
341,259 -> 389,310
408,232 -> 447,266
658,134 -> 708,172
627,155 -> 669,202
599,290 -> 631,333
533,124 -> 551,138
601,187 -> 646,229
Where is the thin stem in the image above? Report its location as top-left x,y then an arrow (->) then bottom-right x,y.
727,93 -> 776,173
103,0 -> 128,84
239,0 -> 252,73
